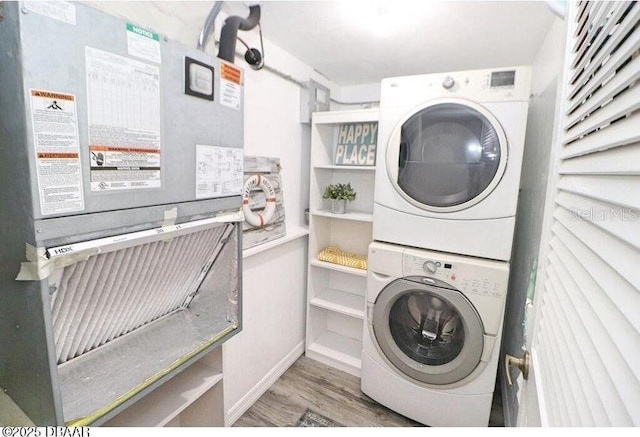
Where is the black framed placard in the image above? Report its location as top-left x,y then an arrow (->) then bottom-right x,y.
334,122 -> 378,166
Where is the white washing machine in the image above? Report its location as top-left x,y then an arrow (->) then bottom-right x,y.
361,241 -> 509,427
373,67 -> 531,261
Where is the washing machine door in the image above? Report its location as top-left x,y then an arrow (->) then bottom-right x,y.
386,98 -> 508,212
371,277 -> 484,385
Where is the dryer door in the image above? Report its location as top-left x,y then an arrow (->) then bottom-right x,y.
371,278 -> 484,385
386,99 -> 508,212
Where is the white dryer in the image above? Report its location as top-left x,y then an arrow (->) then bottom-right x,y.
373,67 -> 531,261
361,241 -> 509,427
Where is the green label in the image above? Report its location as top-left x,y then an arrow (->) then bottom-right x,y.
126,23 -> 159,41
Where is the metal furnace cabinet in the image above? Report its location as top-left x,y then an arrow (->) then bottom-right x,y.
0,2 -> 245,425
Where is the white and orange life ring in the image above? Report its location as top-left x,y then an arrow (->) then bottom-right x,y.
242,174 -> 277,227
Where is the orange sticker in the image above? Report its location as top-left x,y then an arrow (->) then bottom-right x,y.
221,62 -> 242,85
90,145 -> 160,154
31,90 -> 75,101
37,152 -> 79,159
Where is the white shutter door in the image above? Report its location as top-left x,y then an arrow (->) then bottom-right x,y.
533,0 -> 640,426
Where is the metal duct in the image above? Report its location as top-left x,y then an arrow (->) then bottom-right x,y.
197,1 -> 224,52
50,222 -> 233,364
218,5 -> 261,63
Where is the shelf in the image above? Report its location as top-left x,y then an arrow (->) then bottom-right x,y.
307,108 -> 378,378
313,165 -> 376,172
310,289 -> 365,319
243,227 -> 309,258
104,361 -> 223,427
310,259 -> 368,277
312,108 -> 379,124
307,331 -> 362,371
311,209 -> 373,222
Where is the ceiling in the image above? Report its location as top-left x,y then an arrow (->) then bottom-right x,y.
226,1 -> 557,86
91,1 -> 557,87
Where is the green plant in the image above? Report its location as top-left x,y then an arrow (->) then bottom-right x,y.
323,183 -> 357,201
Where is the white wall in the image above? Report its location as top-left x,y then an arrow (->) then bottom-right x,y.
500,16 -> 567,426
223,37 -> 318,425
225,240 -> 307,424
81,1 -> 335,425
332,82 -> 381,108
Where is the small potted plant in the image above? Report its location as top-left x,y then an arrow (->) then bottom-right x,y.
323,183 -> 356,214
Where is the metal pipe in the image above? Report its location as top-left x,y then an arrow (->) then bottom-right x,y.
197,1 -> 224,52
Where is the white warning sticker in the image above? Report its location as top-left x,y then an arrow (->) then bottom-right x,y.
30,89 -> 84,215
219,61 -> 242,110
85,47 -> 162,191
195,145 -> 243,199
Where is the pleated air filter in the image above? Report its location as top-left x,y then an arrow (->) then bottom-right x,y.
37,214 -> 241,423
48,223 -> 232,364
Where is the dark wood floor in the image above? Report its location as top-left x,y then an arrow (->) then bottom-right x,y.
234,355 -> 505,427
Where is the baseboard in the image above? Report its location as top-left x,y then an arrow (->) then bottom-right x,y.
224,341 -> 304,426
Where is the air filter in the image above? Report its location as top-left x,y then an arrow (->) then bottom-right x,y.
36,214 -> 241,424
50,223 -> 230,363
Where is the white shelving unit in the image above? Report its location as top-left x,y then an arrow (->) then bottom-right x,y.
305,108 -> 379,377
103,347 -> 224,427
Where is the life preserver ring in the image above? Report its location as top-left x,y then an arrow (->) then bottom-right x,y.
243,174 -> 277,227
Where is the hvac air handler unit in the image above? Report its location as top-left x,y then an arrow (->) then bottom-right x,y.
0,2 -> 247,425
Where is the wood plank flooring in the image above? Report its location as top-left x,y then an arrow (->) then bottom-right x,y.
234,355 -> 505,427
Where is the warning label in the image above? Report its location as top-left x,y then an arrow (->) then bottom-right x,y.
220,61 -> 242,111
220,62 -> 242,85
89,145 -> 160,191
30,89 -> 84,215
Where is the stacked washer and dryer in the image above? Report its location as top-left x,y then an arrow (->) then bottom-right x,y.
362,67 -> 531,426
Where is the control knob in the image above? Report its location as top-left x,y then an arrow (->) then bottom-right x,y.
442,76 -> 455,89
423,261 -> 437,273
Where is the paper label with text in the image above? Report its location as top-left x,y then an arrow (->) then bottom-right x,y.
126,23 -> 162,64
219,62 -> 242,110
86,47 -> 162,191
30,89 -> 84,215
196,145 -> 243,199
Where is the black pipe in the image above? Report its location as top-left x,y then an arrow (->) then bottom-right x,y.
218,5 -> 261,63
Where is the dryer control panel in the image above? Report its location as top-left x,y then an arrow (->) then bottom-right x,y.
381,65 -> 532,105
402,250 -> 509,299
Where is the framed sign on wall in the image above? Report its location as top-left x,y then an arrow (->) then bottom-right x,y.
242,156 -> 286,250
334,122 -> 378,166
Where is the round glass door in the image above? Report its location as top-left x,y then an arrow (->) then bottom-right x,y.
372,278 -> 484,385
386,99 -> 507,212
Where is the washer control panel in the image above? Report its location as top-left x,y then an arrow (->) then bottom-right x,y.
402,252 -> 508,299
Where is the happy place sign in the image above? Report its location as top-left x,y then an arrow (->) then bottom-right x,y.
334,122 -> 378,166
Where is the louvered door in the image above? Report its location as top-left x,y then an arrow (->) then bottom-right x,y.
519,1 -> 640,426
